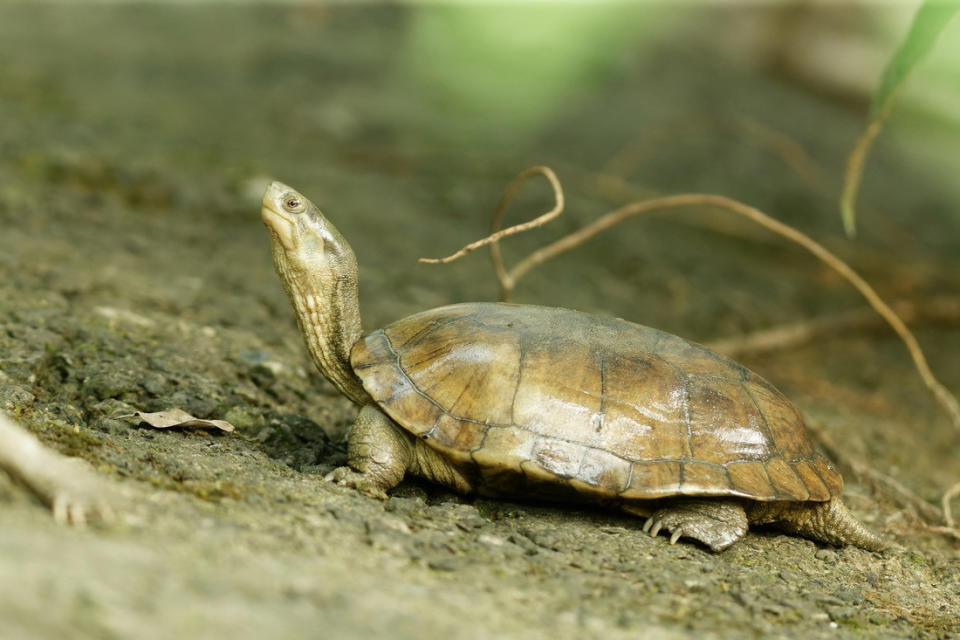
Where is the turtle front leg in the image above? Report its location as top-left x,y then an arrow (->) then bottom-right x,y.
627,500 -> 749,552
326,404 -> 413,500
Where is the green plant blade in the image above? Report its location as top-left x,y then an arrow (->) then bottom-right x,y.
841,0 -> 960,237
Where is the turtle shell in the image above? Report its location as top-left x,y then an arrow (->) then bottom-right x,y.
350,303 -> 842,503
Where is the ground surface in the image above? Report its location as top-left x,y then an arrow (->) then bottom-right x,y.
0,5 -> 958,639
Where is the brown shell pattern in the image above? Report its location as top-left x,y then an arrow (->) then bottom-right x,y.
350,303 -> 842,503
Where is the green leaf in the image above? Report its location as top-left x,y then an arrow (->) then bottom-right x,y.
841,0 -> 960,237
870,0 -> 960,120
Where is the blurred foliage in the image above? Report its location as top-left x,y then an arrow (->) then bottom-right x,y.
870,0 -> 959,121
842,0 -> 960,236
398,4 -> 665,147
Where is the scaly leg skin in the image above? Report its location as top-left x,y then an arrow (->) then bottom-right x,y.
0,413 -> 113,525
635,500 -> 749,552
326,404 -> 475,499
325,404 -> 414,500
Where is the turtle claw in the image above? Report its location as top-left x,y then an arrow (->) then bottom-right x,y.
648,520 -> 663,538
641,501 -> 749,552
324,466 -> 389,500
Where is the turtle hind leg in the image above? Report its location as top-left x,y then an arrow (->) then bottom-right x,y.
625,500 -> 749,552
749,498 -> 889,552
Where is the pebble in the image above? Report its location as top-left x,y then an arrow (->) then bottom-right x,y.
814,549 -> 839,564
836,590 -> 863,604
810,592 -> 844,606
427,557 -> 461,572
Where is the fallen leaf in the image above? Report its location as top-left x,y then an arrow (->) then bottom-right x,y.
118,409 -> 235,433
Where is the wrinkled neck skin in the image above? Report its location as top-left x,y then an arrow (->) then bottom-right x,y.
271,239 -> 370,406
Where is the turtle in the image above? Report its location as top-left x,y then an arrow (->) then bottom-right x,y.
260,180 -> 886,552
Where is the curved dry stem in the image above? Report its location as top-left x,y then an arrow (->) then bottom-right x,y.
418,166 -> 564,283
840,100 -> 896,238
737,119 -> 825,191
508,193 -> 960,428
601,115 -> 827,195
708,295 -> 960,358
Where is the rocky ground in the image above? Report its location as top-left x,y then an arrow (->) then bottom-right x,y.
0,4 -> 957,639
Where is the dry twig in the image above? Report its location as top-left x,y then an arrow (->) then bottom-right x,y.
708,295 -> 960,357
419,166 -> 563,266
942,481 -> 960,528
422,171 -> 960,429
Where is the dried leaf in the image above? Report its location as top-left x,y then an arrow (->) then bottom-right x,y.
118,409 -> 235,433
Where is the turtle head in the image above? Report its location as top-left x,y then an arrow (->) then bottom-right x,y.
260,181 -> 369,406
261,181 -> 353,273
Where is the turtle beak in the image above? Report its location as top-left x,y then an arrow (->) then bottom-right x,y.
261,181 -> 297,250
261,181 -> 290,219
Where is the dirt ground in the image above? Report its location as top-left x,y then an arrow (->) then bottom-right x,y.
0,4 -> 957,639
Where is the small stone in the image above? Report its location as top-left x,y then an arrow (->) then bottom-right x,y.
477,533 -> 506,547
454,514 -> 487,532
810,592 -> 844,606
365,514 -> 411,535
825,605 -> 858,622
427,557 -> 460,572
683,578 -> 707,593
814,549 -> 839,564
506,534 -> 539,555
384,495 -> 426,516
141,372 -> 170,396
223,406 -> 262,431
836,590 -> 862,604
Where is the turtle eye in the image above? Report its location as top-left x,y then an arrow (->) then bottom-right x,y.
282,193 -> 306,214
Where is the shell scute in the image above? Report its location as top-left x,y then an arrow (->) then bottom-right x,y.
624,461 -> 682,498
727,461 -> 776,497
599,351 -> 689,461
471,425 -> 537,470
572,448 -> 632,495
531,438 -> 586,479
793,459 -> 831,501
744,380 -> 814,458
430,414 -> 486,458
512,335 -> 603,445
765,457 -> 811,500
686,378 -> 772,465
681,461 -> 731,494
397,318 -> 520,426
